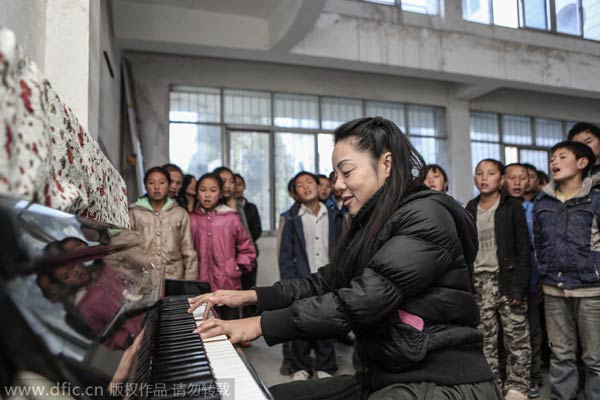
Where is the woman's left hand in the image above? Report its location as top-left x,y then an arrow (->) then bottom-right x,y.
194,316 -> 262,344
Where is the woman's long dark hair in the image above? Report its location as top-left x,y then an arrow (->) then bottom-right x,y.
329,117 -> 426,288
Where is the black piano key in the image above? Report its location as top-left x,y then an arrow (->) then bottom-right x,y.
156,342 -> 203,353
150,364 -> 212,382
151,359 -> 210,375
151,370 -> 214,384
153,352 -> 208,364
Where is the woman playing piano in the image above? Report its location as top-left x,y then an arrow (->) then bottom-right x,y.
189,117 -> 501,400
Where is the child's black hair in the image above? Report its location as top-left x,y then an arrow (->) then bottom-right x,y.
144,166 -> 171,185
423,164 -> 448,182
550,140 -> 596,178
291,171 -> 319,195
475,159 -> 505,175
567,122 -> 600,142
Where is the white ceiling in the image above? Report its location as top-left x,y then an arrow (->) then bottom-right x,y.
116,0 -> 282,18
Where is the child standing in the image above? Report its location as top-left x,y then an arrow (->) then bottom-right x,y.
279,171 -> 343,381
423,164 -> 449,193
190,173 -> 256,321
129,166 -> 198,280
466,159 -> 531,400
503,163 -> 544,398
177,174 -> 197,213
533,141 -> 600,400
568,122 -> 600,181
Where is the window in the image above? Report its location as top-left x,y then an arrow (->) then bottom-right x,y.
321,97 -> 363,130
470,112 -> 571,176
463,0 -> 491,24
462,0 -> 600,41
230,132 -> 271,229
556,0 -> 581,35
583,0 -> 600,40
169,86 -> 448,230
366,101 -> 406,131
362,0 -> 440,15
401,0 -> 439,15
523,0 -> 550,29
463,0 -> 518,26
274,93 -> 319,129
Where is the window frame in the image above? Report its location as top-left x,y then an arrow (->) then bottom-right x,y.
460,0 -> 600,42
169,85 -> 447,232
469,111 -> 573,173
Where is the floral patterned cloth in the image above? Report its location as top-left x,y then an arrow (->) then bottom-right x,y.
0,28 -> 129,227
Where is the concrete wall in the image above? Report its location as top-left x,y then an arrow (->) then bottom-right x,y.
0,0 -> 46,68
44,0 -> 92,129
1,0 -> 122,168
125,51 -> 451,176
125,52 -> 600,203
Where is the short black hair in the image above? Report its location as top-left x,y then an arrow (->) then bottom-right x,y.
287,177 -> 296,193
567,122 -> 600,142
213,166 -> 235,178
162,163 -> 184,176
144,166 -> 171,185
537,171 -> 549,185
504,163 -> 528,175
550,140 -> 595,178
179,174 -> 196,198
317,174 -> 329,182
291,171 -> 319,195
423,164 -> 448,183
521,163 -> 537,172
196,173 -> 224,192
233,173 -> 245,186
475,159 -> 504,175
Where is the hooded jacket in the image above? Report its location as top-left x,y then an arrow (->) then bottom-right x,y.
256,188 -> 492,391
128,197 -> 198,280
534,177 -> 600,291
190,204 -> 257,291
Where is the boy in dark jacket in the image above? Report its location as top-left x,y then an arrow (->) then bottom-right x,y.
533,141 -> 600,400
279,171 -> 342,381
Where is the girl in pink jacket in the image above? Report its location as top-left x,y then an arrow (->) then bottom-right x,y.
190,173 -> 256,320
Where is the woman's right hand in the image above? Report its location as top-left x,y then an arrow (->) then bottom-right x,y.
187,290 -> 258,320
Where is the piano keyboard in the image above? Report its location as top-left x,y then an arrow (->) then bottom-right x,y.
190,300 -> 269,400
146,296 -> 269,400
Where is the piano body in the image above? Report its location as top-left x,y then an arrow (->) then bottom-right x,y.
0,196 -> 272,399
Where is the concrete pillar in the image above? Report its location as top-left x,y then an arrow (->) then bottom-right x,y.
446,96 -> 473,203
43,0 -> 93,132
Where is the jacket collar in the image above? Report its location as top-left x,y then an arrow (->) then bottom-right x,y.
130,196 -> 175,212
298,202 -> 328,219
194,203 -> 237,215
540,177 -> 593,201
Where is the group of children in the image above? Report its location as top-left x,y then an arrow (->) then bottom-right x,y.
128,164 -> 260,323
126,120 -> 600,399
424,122 -> 600,400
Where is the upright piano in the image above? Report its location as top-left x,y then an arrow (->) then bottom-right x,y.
0,196 -> 272,399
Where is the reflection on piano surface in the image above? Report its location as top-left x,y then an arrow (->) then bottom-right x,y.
0,196 -> 272,399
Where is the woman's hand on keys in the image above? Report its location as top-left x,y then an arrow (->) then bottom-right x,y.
194,316 -> 262,344
187,290 -> 258,320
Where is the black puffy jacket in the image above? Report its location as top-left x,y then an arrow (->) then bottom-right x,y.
257,188 -> 493,392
